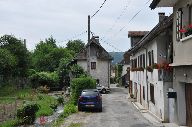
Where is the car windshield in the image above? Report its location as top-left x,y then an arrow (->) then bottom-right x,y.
81,91 -> 98,96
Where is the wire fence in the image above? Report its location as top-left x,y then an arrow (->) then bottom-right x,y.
0,97 -> 18,122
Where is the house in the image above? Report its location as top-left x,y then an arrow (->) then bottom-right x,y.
119,51 -> 131,86
150,0 -> 192,126
128,13 -> 173,122
75,36 -> 113,88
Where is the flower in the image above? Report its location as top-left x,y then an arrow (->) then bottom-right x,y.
188,24 -> 192,29
179,28 -> 187,33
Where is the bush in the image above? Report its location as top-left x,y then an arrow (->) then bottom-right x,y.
30,71 -> 59,89
71,77 -> 96,104
63,103 -> 77,117
16,102 -> 39,125
57,96 -> 64,105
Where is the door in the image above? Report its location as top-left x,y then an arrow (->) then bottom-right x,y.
186,84 -> 192,127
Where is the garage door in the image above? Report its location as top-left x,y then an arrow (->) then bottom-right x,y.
186,84 -> 192,127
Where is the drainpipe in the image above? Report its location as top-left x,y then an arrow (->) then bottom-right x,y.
142,47 -> 149,109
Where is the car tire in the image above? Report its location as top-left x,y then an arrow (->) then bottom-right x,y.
98,107 -> 102,112
102,89 -> 106,94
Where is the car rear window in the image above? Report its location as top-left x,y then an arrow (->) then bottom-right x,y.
81,91 -> 98,96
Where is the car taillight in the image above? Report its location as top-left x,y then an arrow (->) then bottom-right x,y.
79,96 -> 83,101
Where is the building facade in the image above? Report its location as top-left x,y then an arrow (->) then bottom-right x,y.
128,14 -> 173,122
75,36 -> 113,88
150,0 -> 192,126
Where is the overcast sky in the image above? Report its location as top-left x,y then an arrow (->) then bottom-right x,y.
0,0 -> 172,52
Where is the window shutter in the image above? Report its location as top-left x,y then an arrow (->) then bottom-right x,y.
176,8 -> 183,41
143,54 -> 145,68
152,50 -> 154,65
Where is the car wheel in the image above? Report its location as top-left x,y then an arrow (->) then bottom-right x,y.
102,89 -> 106,94
98,107 -> 102,112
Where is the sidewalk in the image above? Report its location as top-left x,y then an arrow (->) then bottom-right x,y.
129,98 -> 179,127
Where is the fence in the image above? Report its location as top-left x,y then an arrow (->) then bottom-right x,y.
0,97 -> 18,122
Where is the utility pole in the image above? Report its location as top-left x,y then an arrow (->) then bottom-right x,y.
87,15 -> 91,74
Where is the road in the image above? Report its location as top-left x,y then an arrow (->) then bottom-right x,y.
61,85 -> 159,127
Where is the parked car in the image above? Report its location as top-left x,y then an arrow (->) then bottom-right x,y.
78,89 -> 102,112
96,84 -> 110,94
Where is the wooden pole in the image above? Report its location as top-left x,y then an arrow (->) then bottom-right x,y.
87,15 -> 91,74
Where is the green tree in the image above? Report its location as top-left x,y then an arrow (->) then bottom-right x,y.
0,49 -> 17,77
0,35 -> 30,77
66,40 -> 85,54
32,37 -> 74,72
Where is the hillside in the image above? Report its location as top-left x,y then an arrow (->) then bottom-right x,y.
109,52 -> 124,65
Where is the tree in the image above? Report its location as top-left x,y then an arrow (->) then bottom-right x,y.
0,35 -> 30,77
32,37 -> 74,72
66,40 -> 85,54
0,48 -> 17,78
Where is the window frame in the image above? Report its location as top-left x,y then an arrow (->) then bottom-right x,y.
91,62 -> 96,69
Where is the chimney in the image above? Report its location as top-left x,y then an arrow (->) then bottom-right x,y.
158,12 -> 166,22
94,36 -> 99,44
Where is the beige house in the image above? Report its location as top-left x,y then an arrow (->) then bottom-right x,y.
75,36 -> 113,88
150,0 -> 192,126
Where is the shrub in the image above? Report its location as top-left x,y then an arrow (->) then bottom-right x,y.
36,85 -> 50,94
57,96 -> 64,105
71,77 -> 96,104
63,103 -> 77,117
16,102 -> 39,125
30,71 -> 59,89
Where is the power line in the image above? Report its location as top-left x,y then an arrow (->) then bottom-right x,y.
91,0 -> 108,19
102,0 -> 151,43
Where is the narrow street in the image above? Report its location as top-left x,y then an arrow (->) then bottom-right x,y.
62,85 -> 160,127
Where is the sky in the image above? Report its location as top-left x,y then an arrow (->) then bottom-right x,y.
0,0 -> 172,52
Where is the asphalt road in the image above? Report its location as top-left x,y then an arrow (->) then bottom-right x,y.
83,85 -> 156,127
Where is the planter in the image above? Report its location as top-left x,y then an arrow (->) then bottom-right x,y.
146,66 -> 153,72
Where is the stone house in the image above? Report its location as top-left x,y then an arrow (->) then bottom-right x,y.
128,13 -> 173,122
75,36 -> 113,88
150,0 -> 192,126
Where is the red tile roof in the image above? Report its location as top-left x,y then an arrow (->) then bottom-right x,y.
128,31 -> 149,37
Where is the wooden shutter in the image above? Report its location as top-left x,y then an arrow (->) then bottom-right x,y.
152,50 -> 154,65
143,54 -> 145,68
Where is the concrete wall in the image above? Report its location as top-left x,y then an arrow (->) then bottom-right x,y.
172,0 -> 192,65
122,64 -> 130,76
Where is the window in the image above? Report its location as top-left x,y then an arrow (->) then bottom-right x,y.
148,51 -> 151,66
152,50 -> 154,65
91,62 -> 96,69
143,54 -> 145,68
148,51 -> 154,66
150,84 -> 155,104
143,86 -> 145,100
189,5 -> 192,24
176,8 -> 182,41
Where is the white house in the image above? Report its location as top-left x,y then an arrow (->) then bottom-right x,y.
128,13 -> 173,122
75,36 -> 113,88
150,0 -> 192,126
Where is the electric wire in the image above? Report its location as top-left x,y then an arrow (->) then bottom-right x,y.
91,0 -> 108,19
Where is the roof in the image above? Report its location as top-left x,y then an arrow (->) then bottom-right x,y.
128,14 -> 173,54
128,31 -> 149,38
150,0 -> 161,9
75,36 -> 113,61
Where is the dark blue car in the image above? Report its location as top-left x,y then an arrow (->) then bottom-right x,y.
78,89 -> 102,112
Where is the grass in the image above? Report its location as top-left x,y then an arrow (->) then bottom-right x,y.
0,119 -> 18,127
35,94 -> 57,117
0,85 -> 58,126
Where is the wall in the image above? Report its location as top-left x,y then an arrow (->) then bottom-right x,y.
122,64 -> 130,76
172,0 -> 192,65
